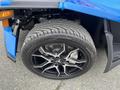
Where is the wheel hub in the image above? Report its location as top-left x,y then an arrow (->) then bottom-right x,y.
53,57 -> 65,64
54,58 -> 61,63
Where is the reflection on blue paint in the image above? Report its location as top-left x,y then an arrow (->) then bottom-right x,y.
4,27 -> 16,61
59,0 -> 120,22
1,0 -> 12,6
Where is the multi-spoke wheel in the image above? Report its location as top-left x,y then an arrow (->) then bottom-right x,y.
21,19 -> 96,79
32,43 -> 88,77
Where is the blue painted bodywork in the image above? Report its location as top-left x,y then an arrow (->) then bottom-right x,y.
1,0 -> 120,61
59,0 -> 120,22
0,0 -> 12,6
3,27 -> 17,61
1,0 -> 16,61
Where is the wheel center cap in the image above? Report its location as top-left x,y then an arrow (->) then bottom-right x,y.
54,57 -> 63,63
55,57 -> 60,61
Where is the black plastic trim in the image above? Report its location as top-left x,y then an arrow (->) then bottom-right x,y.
104,19 -> 120,72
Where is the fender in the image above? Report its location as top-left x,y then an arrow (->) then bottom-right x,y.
59,0 -> 120,22
0,0 -> 17,61
1,0 -> 12,6
1,0 -> 120,22
3,26 -> 17,61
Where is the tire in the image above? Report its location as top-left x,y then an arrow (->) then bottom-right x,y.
21,19 -> 96,79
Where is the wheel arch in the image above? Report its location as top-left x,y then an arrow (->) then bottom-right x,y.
14,8 -> 104,47
4,8 -> 104,61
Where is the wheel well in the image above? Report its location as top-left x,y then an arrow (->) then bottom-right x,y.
12,9 -> 104,47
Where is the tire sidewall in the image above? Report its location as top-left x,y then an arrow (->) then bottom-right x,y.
21,34 -> 95,79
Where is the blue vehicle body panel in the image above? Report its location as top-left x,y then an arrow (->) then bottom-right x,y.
0,0 -> 12,6
1,0 -> 120,61
1,0 -> 16,60
3,27 -> 17,61
59,0 -> 120,22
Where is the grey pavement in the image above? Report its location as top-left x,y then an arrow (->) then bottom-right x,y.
0,22 -> 120,90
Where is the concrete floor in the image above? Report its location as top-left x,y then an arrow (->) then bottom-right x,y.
1,22 -> 120,90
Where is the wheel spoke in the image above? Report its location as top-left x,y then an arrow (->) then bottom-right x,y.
32,54 -> 52,62
75,59 -> 87,64
39,47 -> 57,57
64,63 -> 83,70
63,65 -> 69,76
33,61 -> 51,68
42,64 -> 60,76
55,66 -> 60,77
57,44 -> 66,57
